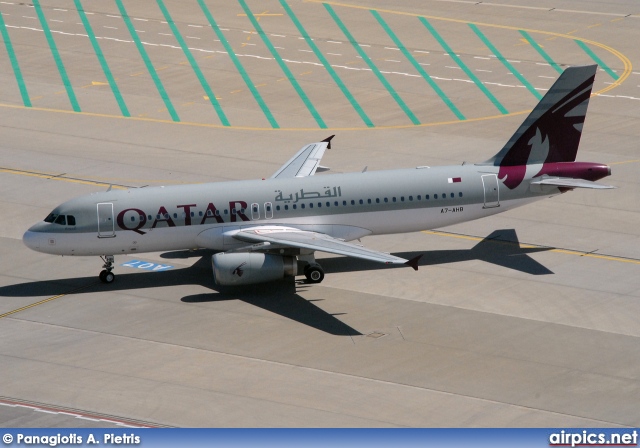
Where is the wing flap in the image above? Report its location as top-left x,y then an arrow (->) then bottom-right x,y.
531,177 -> 615,189
234,228 -> 419,268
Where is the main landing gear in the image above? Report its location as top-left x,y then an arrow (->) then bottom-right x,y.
304,264 -> 325,283
299,253 -> 324,284
99,255 -> 115,283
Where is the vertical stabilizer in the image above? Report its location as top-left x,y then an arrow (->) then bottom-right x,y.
485,65 -> 597,189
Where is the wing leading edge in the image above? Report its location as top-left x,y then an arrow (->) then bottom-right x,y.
233,228 -> 422,270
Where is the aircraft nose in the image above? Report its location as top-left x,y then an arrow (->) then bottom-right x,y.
23,230 -> 42,251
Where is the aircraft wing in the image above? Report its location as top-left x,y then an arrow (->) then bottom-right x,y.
233,228 -> 421,270
531,177 -> 615,189
270,135 -> 334,179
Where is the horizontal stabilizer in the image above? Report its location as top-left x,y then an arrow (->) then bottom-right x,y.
531,177 -> 615,189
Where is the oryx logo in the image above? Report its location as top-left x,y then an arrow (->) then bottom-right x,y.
232,262 -> 247,277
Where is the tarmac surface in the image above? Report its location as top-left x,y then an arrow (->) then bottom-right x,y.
0,0 -> 639,427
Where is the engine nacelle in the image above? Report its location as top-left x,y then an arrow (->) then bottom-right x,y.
212,253 -> 297,286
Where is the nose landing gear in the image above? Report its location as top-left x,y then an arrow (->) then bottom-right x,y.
99,255 -> 115,283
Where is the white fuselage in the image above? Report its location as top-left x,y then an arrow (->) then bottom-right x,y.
23,163 -> 555,257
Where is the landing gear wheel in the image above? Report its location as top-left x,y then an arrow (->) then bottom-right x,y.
99,270 -> 115,283
305,264 -> 324,284
99,255 -> 115,284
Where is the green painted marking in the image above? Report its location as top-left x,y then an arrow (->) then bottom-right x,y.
281,0 -> 373,127
74,0 -> 129,116
0,11 -> 31,107
518,30 -> 562,74
324,3 -> 419,125
419,17 -> 508,114
469,23 -> 542,100
238,0 -> 326,128
114,0 -> 179,121
157,0 -> 228,126
575,40 -> 619,80
33,0 -> 80,112
197,0 -> 278,128
371,10 -> 464,121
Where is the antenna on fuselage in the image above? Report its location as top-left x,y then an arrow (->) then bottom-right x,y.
106,184 -> 112,192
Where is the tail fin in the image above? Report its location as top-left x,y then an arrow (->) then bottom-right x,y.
486,65 -> 597,169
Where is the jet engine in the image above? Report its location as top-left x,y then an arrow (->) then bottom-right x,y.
212,252 -> 297,286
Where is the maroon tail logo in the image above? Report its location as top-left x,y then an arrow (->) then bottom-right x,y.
496,68 -> 595,190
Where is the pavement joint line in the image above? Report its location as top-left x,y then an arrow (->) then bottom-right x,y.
0,397 -> 160,427
0,166 -> 131,189
74,0 -> 129,116
324,3 -> 420,125
198,0 -> 278,128
157,0 -> 228,126
421,230 -> 640,265
32,0 -> 80,112
280,0 -> 373,127
0,282 -> 98,320
238,0 -> 327,128
469,23 -> 543,100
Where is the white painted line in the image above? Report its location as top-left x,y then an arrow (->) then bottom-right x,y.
186,36 -> 200,39
50,19 -> 63,22
159,33 -> 171,36
327,53 -> 342,56
507,59 -> 521,63
474,56 -> 490,60
536,62 -> 550,66
384,47 -> 399,50
103,26 -> 118,29
135,30 -> 145,33
360,44 -> 370,47
133,18 -> 148,21
327,40 -> 342,44
617,95 -> 640,100
385,59 -> 400,62
274,46 -> 284,49
413,50 -> 429,54
604,81 -> 614,85
243,42 -> 255,46
271,34 -> 286,37
445,66 -> 461,69
53,8 -> 67,11
632,72 -> 640,75
23,16 -> 37,19
0,2 -> 16,4
188,24 -> 203,28
419,62 -> 430,66
299,49 -> 312,52
475,69 -> 491,72
538,75 -> 555,78
34,409 -> 58,414
107,15 -> 119,18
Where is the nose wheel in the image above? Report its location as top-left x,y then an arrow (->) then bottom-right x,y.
99,255 -> 115,283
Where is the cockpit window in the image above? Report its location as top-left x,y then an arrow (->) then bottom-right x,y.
44,213 -> 57,223
54,215 -> 66,226
67,215 -> 76,226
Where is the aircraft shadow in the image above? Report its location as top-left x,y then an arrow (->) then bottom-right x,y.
0,229 -> 550,335
321,229 -> 554,276
0,251 -> 360,336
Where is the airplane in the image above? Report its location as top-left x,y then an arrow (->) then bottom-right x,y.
23,64 -> 614,286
